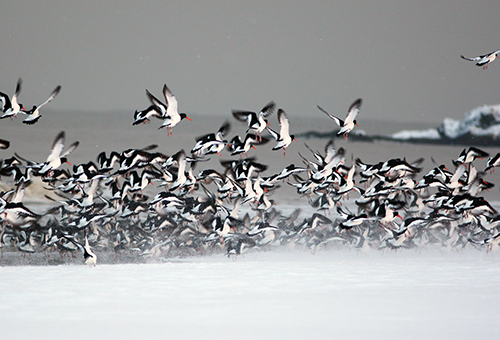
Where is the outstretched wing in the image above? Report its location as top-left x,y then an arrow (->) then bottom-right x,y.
460,55 -> 481,62
277,109 -> 290,139
317,105 -> 343,127
344,98 -> 362,125
146,89 -> 168,117
47,131 -> 65,163
61,141 -> 80,158
232,110 -> 253,122
38,85 -> 62,109
163,84 -> 178,116
217,121 -> 231,138
0,92 -> 12,112
260,101 -> 276,118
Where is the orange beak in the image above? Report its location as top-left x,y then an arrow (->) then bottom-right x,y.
186,116 -> 193,121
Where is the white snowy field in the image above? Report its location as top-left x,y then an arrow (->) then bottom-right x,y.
1,249 -> 500,340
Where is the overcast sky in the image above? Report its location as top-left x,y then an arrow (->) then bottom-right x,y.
2,0 -> 500,124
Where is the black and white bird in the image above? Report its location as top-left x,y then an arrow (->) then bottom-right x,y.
191,121 -> 231,157
132,105 -> 163,125
148,84 -> 192,136
232,101 -> 275,141
22,85 -> 62,125
66,236 -> 97,266
0,139 -> 10,149
83,236 -> 97,266
456,147 -> 489,165
38,131 -> 79,176
461,50 -> 500,69
485,153 -> 500,173
1,201 -> 40,228
0,78 -> 24,119
228,134 -> 269,157
317,98 -> 362,140
266,109 -> 297,156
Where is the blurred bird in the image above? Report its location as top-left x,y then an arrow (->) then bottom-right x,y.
317,98 -> 362,140
0,78 -> 25,119
232,101 -> 275,141
148,84 -> 192,136
23,85 -> 62,125
266,108 -> 297,156
461,50 -> 500,69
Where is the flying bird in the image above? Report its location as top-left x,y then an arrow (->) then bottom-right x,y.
38,131 -> 80,176
0,78 -> 25,120
266,109 -> 297,156
317,98 -> 362,140
191,121 -> 231,157
132,105 -> 162,125
461,50 -> 500,69
232,101 -> 275,141
0,138 -> 10,149
22,85 -> 62,125
148,84 -> 192,136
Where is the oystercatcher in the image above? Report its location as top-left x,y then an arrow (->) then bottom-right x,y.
461,50 -> 500,69
0,78 -> 24,119
38,131 -> 79,176
317,98 -> 362,140
22,85 -> 61,125
232,101 -> 275,141
191,121 -> 231,157
148,84 -> 192,136
266,108 -> 297,155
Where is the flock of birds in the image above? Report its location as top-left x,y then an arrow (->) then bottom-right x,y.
1,50 -> 500,266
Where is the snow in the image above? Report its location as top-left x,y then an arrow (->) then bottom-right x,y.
391,128 -> 440,140
391,103 -> 500,141
2,250 -> 500,340
440,104 -> 500,139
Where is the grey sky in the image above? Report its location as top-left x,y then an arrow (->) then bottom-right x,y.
2,0 -> 500,124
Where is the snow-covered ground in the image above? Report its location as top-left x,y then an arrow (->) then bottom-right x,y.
391,103 -> 500,141
2,249 -> 500,340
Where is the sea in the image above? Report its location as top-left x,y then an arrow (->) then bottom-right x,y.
3,109 -> 500,207
2,110 -> 500,339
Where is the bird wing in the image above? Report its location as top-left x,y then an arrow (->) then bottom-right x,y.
277,109 -> 290,138
47,131 -> 65,162
260,101 -> 276,118
163,84 -> 179,118
266,126 -> 280,141
37,85 -> 62,109
0,92 -> 12,112
14,78 -> 22,97
232,110 -> 253,122
146,89 -> 168,116
344,98 -> 362,125
460,55 -> 481,62
61,141 -> 80,159
217,121 -> 231,138
317,105 -> 344,127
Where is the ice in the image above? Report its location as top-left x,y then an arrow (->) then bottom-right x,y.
391,103 -> 500,141
1,250 -> 500,340
391,128 -> 440,140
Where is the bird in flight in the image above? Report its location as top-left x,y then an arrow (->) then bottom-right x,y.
461,50 -> 500,69
317,98 -> 362,140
